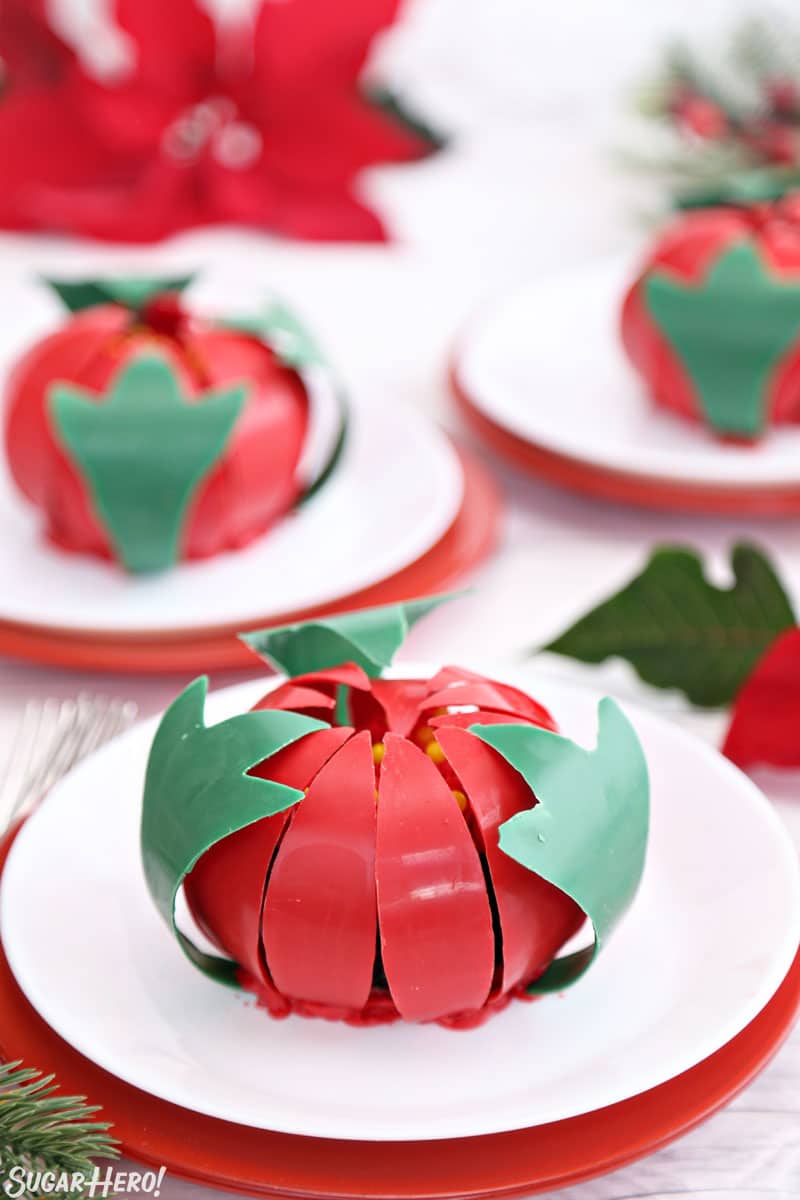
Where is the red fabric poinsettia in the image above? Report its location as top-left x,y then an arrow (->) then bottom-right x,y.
0,0 -> 432,242
0,0 -> 75,92
723,629 -> 800,770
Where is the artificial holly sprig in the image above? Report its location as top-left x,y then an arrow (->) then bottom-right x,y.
542,542 -> 800,771
627,16 -> 800,209
0,1060 -> 118,1198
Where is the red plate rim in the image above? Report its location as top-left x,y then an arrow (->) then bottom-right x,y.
0,820 -> 797,1200
451,359 -> 800,517
0,445 -> 501,674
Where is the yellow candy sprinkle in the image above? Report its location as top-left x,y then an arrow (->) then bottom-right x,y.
425,740 -> 445,765
452,790 -> 468,812
372,742 -> 385,765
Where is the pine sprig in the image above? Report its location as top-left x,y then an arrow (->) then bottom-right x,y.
0,1060 -> 118,1196
627,15 -> 800,209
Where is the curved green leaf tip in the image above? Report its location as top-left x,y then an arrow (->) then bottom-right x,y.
224,297 -> 349,504
544,542 -> 795,708
241,593 -> 461,678
50,354 -> 246,573
141,676 -> 327,983
45,274 -> 195,314
224,299 -> 326,369
471,698 -> 650,992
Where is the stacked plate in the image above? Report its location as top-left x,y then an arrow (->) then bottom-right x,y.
1,668 -> 798,1198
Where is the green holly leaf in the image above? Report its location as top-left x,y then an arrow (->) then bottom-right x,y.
644,241 -> 800,437
544,543 -> 796,708
50,355 -> 246,574
472,698 -> 650,992
45,274 -> 195,314
242,594 -> 459,678
141,677 -> 327,983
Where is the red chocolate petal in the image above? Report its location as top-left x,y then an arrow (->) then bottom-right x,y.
429,712 -> 535,731
375,734 -> 495,1021
183,726 -> 352,993
351,677 -> 431,738
427,665 -> 489,691
422,681 -> 556,728
436,726 -> 585,993
291,664 -> 373,690
252,684 -> 336,717
262,731 -> 377,1008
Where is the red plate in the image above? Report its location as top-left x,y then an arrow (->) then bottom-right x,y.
451,363 -> 800,517
0,447 -> 500,674
0,821 -> 797,1200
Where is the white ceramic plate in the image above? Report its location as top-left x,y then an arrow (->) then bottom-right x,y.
458,258 -> 800,487
0,404 -> 462,634
2,668 -> 799,1142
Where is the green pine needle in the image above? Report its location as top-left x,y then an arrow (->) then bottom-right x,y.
0,1060 -> 118,1196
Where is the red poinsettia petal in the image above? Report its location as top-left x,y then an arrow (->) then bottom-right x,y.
68,0 -> 217,155
0,90 -> 111,229
207,158 -> 389,241
723,628 -> 800,769
375,734 -> 495,1021
0,0 -> 74,90
26,157 -> 202,242
252,0 -> 404,92
262,732 -> 377,1008
183,726 -> 352,992
113,0 -> 216,85
233,92 -> 428,192
436,727 -> 586,993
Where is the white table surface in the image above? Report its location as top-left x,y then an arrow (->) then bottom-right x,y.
2,2 -> 800,1195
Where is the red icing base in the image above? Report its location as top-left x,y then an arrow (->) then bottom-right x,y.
239,969 -> 538,1029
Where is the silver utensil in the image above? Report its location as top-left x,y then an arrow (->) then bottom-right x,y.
0,694 -> 138,833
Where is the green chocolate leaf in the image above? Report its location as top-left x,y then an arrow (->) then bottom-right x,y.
141,676 -> 327,983
544,543 -> 795,708
45,274 -> 194,314
644,242 -> 800,437
472,698 -> 650,992
242,594 -> 458,678
50,355 -> 245,574
226,300 -> 327,370
225,299 -> 348,503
